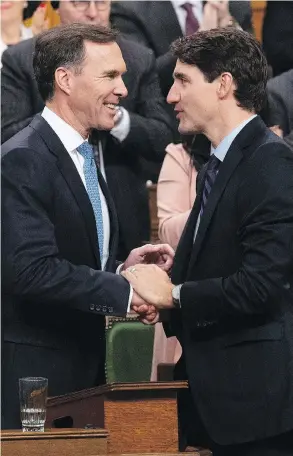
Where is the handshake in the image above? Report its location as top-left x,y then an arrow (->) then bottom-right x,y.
121,243 -> 176,325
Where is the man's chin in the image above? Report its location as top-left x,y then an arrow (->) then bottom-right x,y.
94,120 -> 115,132
178,124 -> 193,135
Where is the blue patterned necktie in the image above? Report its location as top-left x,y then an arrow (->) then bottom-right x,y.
77,141 -> 104,259
200,154 -> 220,216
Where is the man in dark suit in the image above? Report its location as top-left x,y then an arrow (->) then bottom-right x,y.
1,23 -> 173,430
1,0 -> 174,259
123,28 -> 293,455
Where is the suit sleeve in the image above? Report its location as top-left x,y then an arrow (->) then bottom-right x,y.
1,148 -> 130,316
120,49 -> 174,162
179,144 -> 293,329
1,47 -> 36,143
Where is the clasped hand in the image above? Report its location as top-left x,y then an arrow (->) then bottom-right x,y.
122,244 -> 175,324
122,264 -> 176,325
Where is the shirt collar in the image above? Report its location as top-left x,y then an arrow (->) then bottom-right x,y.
41,106 -> 85,152
211,115 -> 257,162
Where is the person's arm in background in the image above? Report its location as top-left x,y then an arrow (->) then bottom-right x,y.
1,40 -> 43,144
157,144 -> 197,250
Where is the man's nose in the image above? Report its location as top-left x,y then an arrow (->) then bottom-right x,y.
116,78 -> 128,99
86,1 -> 99,19
167,83 -> 179,105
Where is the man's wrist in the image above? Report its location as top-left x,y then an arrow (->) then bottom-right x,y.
171,284 -> 183,309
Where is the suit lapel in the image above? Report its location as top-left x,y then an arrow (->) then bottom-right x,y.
171,171 -> 206,284
30,115 -> 101,266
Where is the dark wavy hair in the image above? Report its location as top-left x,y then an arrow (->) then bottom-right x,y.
171,28 -> 268,113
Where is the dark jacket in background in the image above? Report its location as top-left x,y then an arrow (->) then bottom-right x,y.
267,69 -> 293,150
262,1 -> 293,77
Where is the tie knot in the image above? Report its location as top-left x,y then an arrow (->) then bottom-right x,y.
181,2 -> 194,14
207,154 -> 220,171
77,142 -> 94,160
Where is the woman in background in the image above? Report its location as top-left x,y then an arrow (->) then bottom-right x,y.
0,1 -> 48,63
151,135 -> 210,381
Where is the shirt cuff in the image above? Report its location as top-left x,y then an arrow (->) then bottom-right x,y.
116,263 -> 132,313
110,107 -> 130,142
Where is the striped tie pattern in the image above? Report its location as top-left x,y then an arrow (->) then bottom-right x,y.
200,154 -> 220,217
77,142 -> 104,259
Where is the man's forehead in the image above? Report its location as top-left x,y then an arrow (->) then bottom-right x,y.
84,41 -> 127,72
174,60 -> 192,74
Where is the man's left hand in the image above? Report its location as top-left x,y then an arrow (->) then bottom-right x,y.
122,243 -> 174,273
121,264 -> 175,309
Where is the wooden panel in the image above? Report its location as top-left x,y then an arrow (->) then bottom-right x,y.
105,397 -> 178,454
1,428 -> 108,456
251,0 -> 267,42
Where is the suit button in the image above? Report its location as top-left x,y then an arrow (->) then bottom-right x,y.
89,304 -> 95,311
108,307 -> 113,313
95,305 -> 101,312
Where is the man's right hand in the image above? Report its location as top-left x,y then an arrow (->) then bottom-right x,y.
131,291 -> 160,325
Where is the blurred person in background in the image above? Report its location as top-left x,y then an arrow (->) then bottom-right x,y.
0,1 -> 48,63
1,0 -> 174,259
267,69 -> 293,151
262,1 -> 293,78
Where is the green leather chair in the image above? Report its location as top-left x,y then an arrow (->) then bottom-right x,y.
105,316 -> 155,383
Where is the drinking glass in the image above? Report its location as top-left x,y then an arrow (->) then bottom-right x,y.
19,377 -> 48,432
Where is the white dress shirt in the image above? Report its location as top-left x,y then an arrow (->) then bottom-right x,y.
42,106 -> 111,270
171,0 -> 203,34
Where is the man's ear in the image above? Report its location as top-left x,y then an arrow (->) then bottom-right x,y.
54,67 -> 73,96
216,72 -> 234,100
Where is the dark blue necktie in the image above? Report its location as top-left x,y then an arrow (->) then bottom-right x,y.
200,154 -> 220,216
77,142 -> 104,259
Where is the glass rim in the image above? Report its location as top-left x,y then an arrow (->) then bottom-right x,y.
19,377 -> 48,382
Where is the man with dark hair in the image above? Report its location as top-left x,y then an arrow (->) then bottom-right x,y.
123,28 -> 293,455
1,0 -> 174,258
1,23 -> 173,430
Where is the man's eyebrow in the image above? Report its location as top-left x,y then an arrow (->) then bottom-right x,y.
173,71 -> 190,82
101,70 -> 121,78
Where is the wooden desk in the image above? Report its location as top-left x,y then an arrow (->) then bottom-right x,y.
1,428 -> 108,456
46,382 -> 189,454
